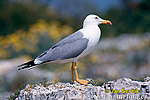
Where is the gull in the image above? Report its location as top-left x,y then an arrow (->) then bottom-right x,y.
18,14 -> 112,85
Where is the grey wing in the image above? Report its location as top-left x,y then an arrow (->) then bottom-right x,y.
52,30 -> 84,48
34,31 -> 89,64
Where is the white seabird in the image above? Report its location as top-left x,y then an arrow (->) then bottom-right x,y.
18,14 -> 112,85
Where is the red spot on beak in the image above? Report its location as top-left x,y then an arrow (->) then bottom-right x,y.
101,20 -> 112,25
107,22 -> 112,25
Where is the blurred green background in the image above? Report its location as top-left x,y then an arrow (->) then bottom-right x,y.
0,0 -> 150,99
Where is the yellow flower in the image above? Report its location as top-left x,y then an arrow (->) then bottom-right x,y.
0,19 -> 74,59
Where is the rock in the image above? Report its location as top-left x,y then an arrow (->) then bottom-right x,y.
8,77 -> 150,100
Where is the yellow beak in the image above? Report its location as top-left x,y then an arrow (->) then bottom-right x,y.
100,20 -> 112,25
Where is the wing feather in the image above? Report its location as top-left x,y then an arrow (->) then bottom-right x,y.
34,30 -> 88,64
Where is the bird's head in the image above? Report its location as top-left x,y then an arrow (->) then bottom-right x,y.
83,14 -> 112,27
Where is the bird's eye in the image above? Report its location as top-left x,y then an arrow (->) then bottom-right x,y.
95,17 -> 98,19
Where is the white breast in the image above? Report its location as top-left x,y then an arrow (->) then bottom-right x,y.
77,25 -> 101,59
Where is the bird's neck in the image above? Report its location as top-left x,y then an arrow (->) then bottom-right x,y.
83,25 -> 100,32
83,24 -> 98,28
82,24 -> 101,39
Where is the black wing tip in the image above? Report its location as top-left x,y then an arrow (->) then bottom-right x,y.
18,64 -> 25,68
18,66 -> 33,70
17,60 -> 36,70
18,67 -> 22,70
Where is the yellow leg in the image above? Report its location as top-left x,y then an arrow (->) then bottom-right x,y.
71,62 -> 74,83
74,63 -> 88,85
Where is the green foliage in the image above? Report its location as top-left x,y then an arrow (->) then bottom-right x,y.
88,79 -> 109,86
0,0 -> 150,37
0,0 -> 53,36
131,77 -> 145,82
0,19 -> 73,59
7,89 -> 20,100
104,0 -> 150,36
7,83 -> 28,100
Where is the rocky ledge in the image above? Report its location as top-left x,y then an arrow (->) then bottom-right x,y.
8,77 -> 150,100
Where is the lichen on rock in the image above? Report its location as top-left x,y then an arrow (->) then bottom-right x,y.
8,77 -> 150,100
